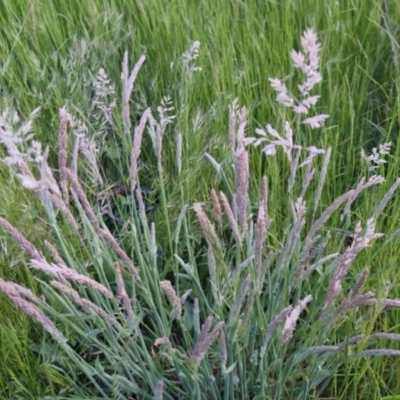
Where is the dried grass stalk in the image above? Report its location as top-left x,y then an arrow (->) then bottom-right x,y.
50,280 -> 122,331
322,219 -> 382,314
122,51 -> 146,130
210,188 -> 223,229
114,262 -> 134,318
383,299 -> 400,309
44,240 -> 69,269
329,290 -> 376,325
260,176 -> 268,215
0,124 -> 34,180
260,306 -> 293,357
49,192 -> 79,231
375,177 -> 400,218
14,295 -> 65,342
243,284 -> 257,324
135,188 -> 146,218
0,217 -> 44,261
159,280 -> 182,321
66,169 -> 139,277
193,297 -> 200,336
0,277 -> 43,305
306,175 -> 384,243
70,133 -> 80,174
234,150 -> 249,231
66,169 -> 99,227
191,316 -> 224,366
300,162 -> 315,199
229,274 -> 250,323
255,178 -> 271,291
351,268 -> 370,298
0,279 -> 65,343
341,175 -> 385,222
130,108 -> 151,190
58,107 -> 70,203
350,349 -> 400,358
207,244 -> 217,284
193,202 -> 222,257
175,204 -> 188,242
234,107 -> 249,232
43,240 -> 71,286
207,245 -> 220,305
228,98 -> 239,153
281,295 -> 313,344
220,191 -> 242,245
29,259 -> 114,299
313,146 -> 331,218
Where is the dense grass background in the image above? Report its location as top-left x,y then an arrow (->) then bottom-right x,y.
0,0 -> 400,398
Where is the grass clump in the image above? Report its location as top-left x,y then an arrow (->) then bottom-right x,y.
1,26 -> 400,400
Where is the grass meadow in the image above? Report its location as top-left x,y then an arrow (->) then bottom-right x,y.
0,0 -> 400,399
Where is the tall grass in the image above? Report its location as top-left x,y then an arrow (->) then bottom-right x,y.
1,23 -> 400,399
0,1 -> 400,399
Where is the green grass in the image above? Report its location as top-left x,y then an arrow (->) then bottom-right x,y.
0,0 -> 400,399
0,165 -> 69,398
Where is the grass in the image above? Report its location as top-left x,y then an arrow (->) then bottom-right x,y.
0,0 -> 400,399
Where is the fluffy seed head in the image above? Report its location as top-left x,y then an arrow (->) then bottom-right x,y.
159,280 -> 182,321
